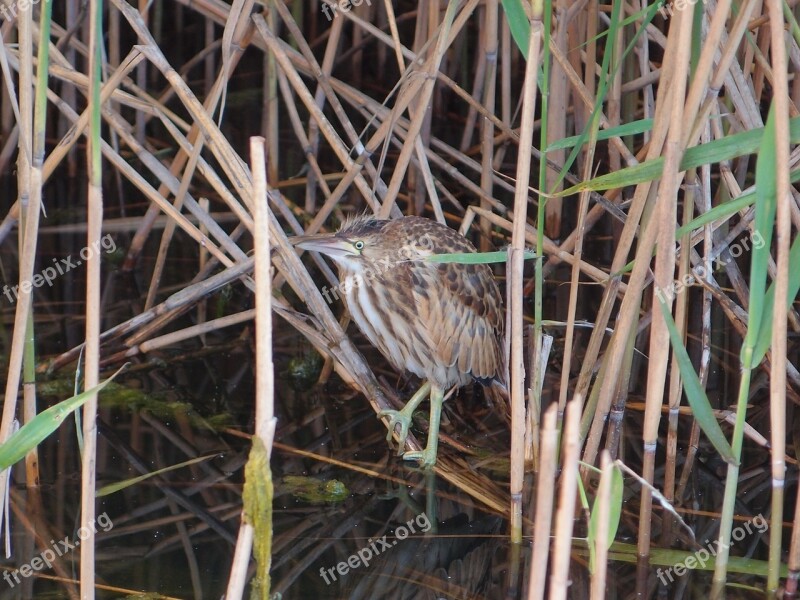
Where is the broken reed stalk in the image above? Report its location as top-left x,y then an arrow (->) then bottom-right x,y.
527,403 -> 558,600
549,398 -> 581,600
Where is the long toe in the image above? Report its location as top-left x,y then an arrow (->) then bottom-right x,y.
378,409 -> 412,447
402,449 -> 437,469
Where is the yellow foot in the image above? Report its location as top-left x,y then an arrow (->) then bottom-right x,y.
401,448 -> 437,468
378,382 -> 431,451
380,383 -> 443,468
378,407 -> 414,449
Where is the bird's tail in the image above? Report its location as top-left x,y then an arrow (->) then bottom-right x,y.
485,379 -> 511,424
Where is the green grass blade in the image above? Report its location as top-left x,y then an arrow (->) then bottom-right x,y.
753,233 -> 800,364
741,104 -> 778,368
425,250 -> 538,264
599,539 -> 784,576
561,116 -> 800,195
675,193 -> 756,238
96,453 -> 219,497
615,194 -> 759,276
546,119 -> 654,152
548,0 -> 659,194
657,297 -> 735,462
500,0 -> 530,59
588,464 -> 624,572
0,366 -> 126,471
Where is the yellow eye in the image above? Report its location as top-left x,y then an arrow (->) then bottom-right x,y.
354,241 -> 365,250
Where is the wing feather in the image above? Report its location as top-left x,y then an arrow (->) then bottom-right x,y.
410,258 -> 505,385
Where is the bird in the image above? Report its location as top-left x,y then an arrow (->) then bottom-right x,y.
293,214 -> 505,467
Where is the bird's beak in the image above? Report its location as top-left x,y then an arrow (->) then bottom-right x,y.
290,233 -> 358,259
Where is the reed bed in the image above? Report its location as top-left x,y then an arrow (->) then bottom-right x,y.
0,0 -> 798,597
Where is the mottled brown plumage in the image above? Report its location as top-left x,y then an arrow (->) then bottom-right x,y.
294,215 -> 505,467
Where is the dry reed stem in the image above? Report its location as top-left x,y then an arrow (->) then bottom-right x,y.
225,135 -> 276,599
661,172 -> 695,546
637,0 -> 693,572
526,331 -> 552,463
256,9 -> 382,213
6,488 -> 78,597
544,1 -> 567,239
580,12 -> 682,464
0,6 -> 43,585
79,0 -> 104,593
508,12 -> 542,544
590,451 -> 613,599
479,0 -> 498,251
557,47 -> 604,416
377,0 -> 471,218
550,398 -> 581,600
470,206 -> 628,291
527,403 -> 558,600
764,0 -> 791,591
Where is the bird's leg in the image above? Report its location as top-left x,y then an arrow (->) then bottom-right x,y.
402,385 -> 443,468
379,381 -> 431,451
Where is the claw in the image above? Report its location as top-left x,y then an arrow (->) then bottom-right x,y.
378,408 -> 413,449
378,381 -> 445,466
378,382 -> 431,453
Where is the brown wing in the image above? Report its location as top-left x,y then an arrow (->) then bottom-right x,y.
377,217 -> 505,386
411,257 -> 505,385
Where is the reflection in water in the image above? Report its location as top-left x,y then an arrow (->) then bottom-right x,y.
345,512 -> 503,600
272,460 -> 508,599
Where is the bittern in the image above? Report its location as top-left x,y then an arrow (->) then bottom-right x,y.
294,215 -> 505,467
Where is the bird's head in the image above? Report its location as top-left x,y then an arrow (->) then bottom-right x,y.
292,216 -> 434,274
